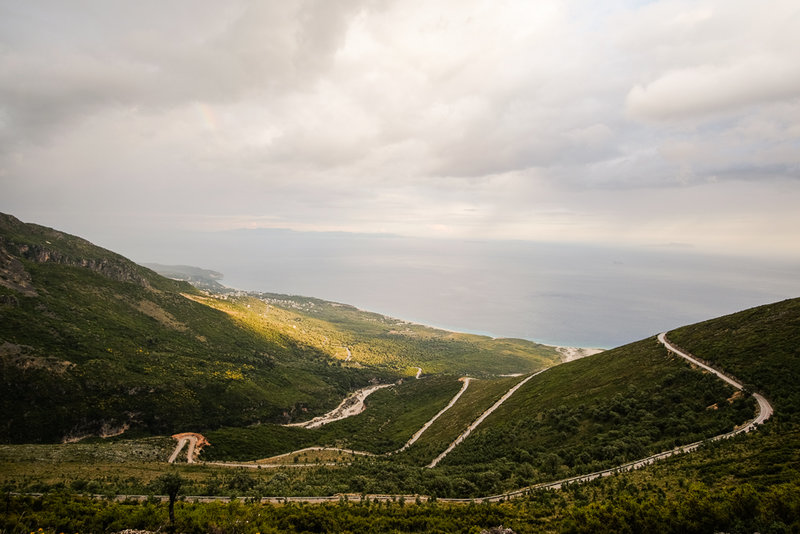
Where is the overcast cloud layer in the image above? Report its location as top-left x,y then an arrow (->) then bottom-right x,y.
1,0 -> 799,257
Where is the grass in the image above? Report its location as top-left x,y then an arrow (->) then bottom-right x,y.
396,376 -> 523,465
3,213 -> 800,531
1,216 -> 402,443
0,327 -> 767,500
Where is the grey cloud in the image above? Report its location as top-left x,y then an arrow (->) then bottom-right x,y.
1,0 -> 799,257
0,1 -> 366,146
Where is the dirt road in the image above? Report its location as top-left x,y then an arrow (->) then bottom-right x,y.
168,433 -> 209,464
426,370 -> 546,468
284,384 -> 393,429
392,377 -> 471,454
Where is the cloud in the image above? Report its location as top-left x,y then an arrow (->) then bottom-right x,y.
1,0 -> 799,259
0,1 -> 366,145
626,55 -> 800,120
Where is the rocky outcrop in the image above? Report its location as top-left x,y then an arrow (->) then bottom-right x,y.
0,213 -> 153,290
13,242 -> 152,288
0,244 -> 37,296
0,341 -> 74,374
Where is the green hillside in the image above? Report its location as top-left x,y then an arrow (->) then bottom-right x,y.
0,213 -> 387,442
669,297 -> 800,421
0,213 -> 560,444
2,212 -> 798,532
438,338 -> 752,473
192,292 -> 561,377
555,297 -> 800,533
203,375 -> 466,461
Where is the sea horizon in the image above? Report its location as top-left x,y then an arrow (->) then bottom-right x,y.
133,229 -> 800,350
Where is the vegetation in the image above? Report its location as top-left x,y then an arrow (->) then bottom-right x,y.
0,255 -> 386,442
196,292 -> 562,376
669,297 -> 800,422
0,213 -> 557,443
2,213 -> 799,532
441,338 -> 754,473
3,469 -> 799,534
0,335 -> 759,500
203,375 -> 465,460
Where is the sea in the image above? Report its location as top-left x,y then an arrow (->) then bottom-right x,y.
141,229 -> 800,349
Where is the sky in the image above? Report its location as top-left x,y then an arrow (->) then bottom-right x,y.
1,0 -> 800,258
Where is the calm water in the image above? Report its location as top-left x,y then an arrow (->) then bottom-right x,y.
142,230 -> 800,349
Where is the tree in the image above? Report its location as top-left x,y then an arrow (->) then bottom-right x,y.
156,472 -> 184,533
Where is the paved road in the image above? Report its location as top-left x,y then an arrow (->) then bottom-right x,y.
458,332 -> 775,502
658,332 -> 773,426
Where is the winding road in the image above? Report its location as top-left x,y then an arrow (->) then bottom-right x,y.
455,332 -> 775,502
658,332 -> 773,426
167,331 -> 773,503
171,375 -> 475,465
168,433 -> 209,464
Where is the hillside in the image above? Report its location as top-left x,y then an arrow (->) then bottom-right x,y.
2,212 -> 798,532
668,297 -> 800,422
0,213 -> 560,444
191,292 -> 562,377
0,275 -> 796,532
0,213 -> 397,443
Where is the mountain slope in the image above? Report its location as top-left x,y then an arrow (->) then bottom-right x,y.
668,297 -> 800,422
0,279 -> 798,532
192,292 -> 563,377
141,263 -> 230,293
0,213 -> 561,444
188,299 -> 796,498
0,213 -> 388,442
